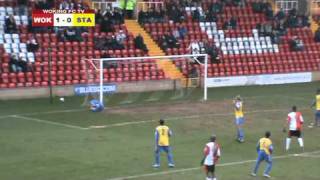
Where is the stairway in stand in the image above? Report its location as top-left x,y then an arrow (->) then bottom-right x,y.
124,20 -> 185,80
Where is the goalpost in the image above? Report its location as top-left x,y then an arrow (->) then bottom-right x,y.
82,54 -> 209,105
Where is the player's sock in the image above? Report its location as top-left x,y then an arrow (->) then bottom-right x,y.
298,138 -> 304,147
286,138 -> 291,151
206,177 -> 211,180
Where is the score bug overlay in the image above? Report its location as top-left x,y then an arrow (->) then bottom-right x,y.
32,9 -> 95,27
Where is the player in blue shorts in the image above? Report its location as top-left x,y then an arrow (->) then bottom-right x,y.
233,95 -> 245,142
251,131 -> 273,178
90,99 -> 104,112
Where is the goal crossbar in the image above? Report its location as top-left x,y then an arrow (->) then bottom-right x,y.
82,54 -> 209,103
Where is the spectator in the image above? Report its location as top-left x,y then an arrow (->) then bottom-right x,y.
9,54 -> 19,72
210,2 -> 223,14
94,35 -> 106,50
204,40 -> 220,63
101,52 -> 117,68
65,27 -> 82,42
35,0 -> 53,9
188,40 -> 200,54
172,28 -> 180,39
100,16 -> 114,32
164,32 -> 179,48
167,5 -> 184,23
265,4 -> 273,20
5,15 -> 17,33
315,27 -> 320,42
301,13 -> 310,27
290,36 -> 304,51
178,26 -> 188,39
275,8 -> 286,20
95,9 -> 104,24
113,8 -> 125,24
116,30 -> 127,45
134,34 -> 148,53
109,35 -> 124,50
17,55 -> 28,72
59,0 -> 74,10
205,10 -> 218,22
119,0 -> 136,19
223,17 -> 237,30
26,35 -> 39,52
159,35 -> 169,50
192,8 -> 200,21
230,17 -> 237,29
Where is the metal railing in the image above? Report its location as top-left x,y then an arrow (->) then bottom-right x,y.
275,0 -> 298,12
92,0 -> 119,11
135,1 -> 164,14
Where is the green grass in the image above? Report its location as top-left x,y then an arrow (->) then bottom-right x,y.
0,82 -> 320,180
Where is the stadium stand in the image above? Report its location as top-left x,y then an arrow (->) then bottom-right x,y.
0,0 -> 166,88
140,0 -> 320,77
1,0 -> 320,89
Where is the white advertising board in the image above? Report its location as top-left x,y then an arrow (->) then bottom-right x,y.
206,72 -> 312,87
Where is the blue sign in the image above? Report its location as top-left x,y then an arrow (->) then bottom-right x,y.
74,84 -> 117,96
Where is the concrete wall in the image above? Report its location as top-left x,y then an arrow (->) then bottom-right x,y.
0,80 -> 181,100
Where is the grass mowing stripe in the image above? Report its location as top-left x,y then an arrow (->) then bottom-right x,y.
105,150 -> 320,180
0,93 -> 311,119
11,115 -> 89,130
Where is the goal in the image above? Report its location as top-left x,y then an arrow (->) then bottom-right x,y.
81,54 -> 209,105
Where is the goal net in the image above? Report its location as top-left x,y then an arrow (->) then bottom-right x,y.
81,54 -> 209,106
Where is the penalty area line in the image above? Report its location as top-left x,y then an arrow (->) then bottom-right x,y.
105,150 -> 320,180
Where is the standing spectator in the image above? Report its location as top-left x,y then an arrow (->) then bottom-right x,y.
153,119 -> 175,168
134,34 -> 148,53
275,8 -> 285,20
26,35 -> 39,52
315,27 -> 320,42
188,40 -> 200,54
113,8 -> 125,24
120,0 -> 137,19
5,15 -> 17,33
251,131 -> 273,178
201,134 -> 221,180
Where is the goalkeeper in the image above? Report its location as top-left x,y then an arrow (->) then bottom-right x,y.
90,99 -> 104,112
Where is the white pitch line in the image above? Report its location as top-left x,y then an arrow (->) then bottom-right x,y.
0,108 -> 86,119
91,107 -> 307,129
105,150 -> 320,180
11,115 -> 89,130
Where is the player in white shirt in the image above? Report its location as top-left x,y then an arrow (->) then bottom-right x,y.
201,134 -> 221,180
283,106 -> 304,151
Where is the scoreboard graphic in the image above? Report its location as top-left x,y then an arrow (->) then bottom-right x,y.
32,9 -> 95,27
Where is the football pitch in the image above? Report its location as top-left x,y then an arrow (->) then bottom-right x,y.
0,82 -> 320,180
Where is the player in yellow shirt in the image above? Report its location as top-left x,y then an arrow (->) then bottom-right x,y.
311,89 -> 320,127
233,95 -> 245,142
153,119 -> 175,168
251,131 -> 273,178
